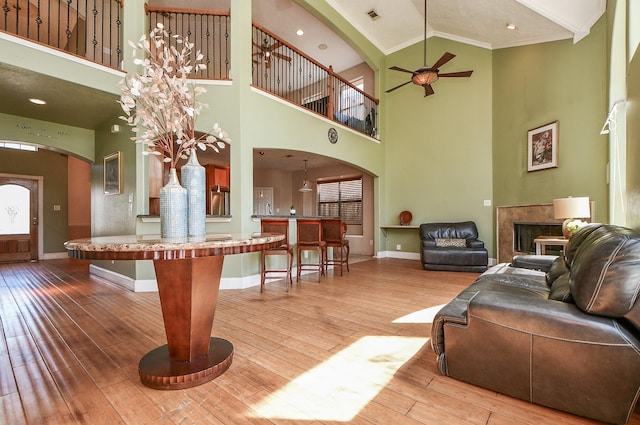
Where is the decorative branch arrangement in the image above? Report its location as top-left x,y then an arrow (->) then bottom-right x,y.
118,23 -> 230,169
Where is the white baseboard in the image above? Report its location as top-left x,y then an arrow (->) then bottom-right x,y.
376,251 -> 421,260
89,265 -> 324,292
42,252 -> 69,260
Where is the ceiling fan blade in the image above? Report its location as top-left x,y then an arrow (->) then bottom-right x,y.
431,52 -> 456,70
424,84 -> 435,97
389,66 -> 415,74
439,70 -> 473,78
272,52 -> 292,62
269,41 -> 284,51
385,80 -> 412,93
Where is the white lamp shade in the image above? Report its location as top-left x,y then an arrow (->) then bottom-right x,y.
553,197 -> 591,219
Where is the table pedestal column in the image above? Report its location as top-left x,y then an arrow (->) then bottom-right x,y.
138,256 -> 233,390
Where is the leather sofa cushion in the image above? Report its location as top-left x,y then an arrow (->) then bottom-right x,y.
420,221 -> 479,240
545,256 -> 568,285
549,273 -> 573,303
424,247 -> 487,266
570,224 -> 640,317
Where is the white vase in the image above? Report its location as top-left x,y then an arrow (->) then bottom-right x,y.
160,168 -> 188,239
181,149 -> 206,237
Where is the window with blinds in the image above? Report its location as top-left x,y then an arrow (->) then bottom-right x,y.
317,177 -> 363,225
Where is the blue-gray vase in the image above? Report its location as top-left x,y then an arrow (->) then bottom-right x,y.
160,168 -> 188,239
181,148 -> 206,237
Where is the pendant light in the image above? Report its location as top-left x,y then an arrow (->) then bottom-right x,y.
299,159 -> 313,192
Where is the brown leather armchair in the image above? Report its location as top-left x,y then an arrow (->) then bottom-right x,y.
431,224 -> 640,424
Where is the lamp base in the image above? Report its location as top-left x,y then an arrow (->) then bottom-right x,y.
562,219 -> 573,239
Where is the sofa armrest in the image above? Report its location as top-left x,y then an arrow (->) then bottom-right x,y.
511,254 -> 557,272
467,239 -> 485,249
431,294 -> 474,356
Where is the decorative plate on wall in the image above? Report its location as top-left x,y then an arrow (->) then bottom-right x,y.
399,210 -> 413,225
328,127 -> 338,144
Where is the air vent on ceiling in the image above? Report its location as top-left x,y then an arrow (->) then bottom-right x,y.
366,9 -> 380,21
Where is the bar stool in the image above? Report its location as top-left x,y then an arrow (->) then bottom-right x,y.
296,218 -> 326,283
260,218 -> 293,292
321,218 -> 350,276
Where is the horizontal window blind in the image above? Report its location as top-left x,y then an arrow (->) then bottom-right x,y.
317,177 -> 362,225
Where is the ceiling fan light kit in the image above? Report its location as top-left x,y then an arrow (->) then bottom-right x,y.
386,0 -> 473,97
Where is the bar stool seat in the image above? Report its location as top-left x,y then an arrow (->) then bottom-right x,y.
296,218 -> 326,283
260,218 -> 293,292
321,218 -> 350,276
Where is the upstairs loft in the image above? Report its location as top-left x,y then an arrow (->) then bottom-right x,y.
0,0 -> 379,139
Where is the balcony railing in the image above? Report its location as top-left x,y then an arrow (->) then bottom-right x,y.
145,6 -> 230,80
1,0 -> 123,69
252,23 -> 379,139
2,2 -> 378,138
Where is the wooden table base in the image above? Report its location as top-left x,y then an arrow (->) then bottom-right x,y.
138,337 -> 233,390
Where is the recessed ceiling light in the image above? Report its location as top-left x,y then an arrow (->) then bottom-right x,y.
318,43 -> 328,50
296,29 -> 304,36
506,23 -> 516,30
29,98 -> 46,105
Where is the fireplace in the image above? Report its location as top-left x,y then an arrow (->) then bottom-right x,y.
513,222 -> 563,254
496,203 -> 561,262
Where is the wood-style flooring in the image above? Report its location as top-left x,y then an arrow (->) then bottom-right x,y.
1,258 -> 639,425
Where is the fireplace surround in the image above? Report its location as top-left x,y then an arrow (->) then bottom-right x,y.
496,204 -> 562,263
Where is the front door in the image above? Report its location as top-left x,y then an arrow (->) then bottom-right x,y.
0,177 -> 38,262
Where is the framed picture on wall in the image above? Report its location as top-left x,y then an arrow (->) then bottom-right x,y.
527,121 -> 558,172
104,151 -> 122,195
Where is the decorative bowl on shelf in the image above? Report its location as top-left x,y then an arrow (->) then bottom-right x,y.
399,210 -> 413,225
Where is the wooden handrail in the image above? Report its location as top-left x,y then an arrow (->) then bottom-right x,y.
252,21 -> 379,105
145,5 -> 230,17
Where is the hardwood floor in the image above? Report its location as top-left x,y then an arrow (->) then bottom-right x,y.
1,258 -> 638,425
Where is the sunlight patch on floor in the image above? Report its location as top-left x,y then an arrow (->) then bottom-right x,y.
248,335 -> 428,421
392,304 -> 446,324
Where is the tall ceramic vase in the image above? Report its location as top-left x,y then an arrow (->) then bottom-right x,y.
181,148 -> 207,237
160,168 -> 188,239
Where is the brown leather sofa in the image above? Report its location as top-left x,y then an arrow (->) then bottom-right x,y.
431,224 -> 640,424
419,221 -> 488,272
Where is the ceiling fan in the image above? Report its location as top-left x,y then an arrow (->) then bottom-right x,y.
386,0 -> 473,97
253,37 -> 292,68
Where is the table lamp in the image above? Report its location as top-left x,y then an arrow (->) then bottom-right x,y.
553,197 -> 591,238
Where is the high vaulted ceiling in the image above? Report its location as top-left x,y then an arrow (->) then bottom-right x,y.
327,0 -> 605,54
0,0 -> 606,134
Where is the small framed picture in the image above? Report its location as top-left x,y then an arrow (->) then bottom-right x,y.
527,121 -> 558,172
104,151 -> 121,195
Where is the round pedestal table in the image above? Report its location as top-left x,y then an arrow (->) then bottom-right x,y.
65,233 -> 284,390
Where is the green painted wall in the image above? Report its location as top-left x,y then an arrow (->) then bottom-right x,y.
383,37 -> 495,256
493,18 -> 608,225
0,148 -> 68,253
0,113 -> 95,161
626,3 -> 640,229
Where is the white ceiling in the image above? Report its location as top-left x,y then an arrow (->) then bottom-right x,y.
325,0 -> 605,54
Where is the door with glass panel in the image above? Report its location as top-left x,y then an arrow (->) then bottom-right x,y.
0,177 -> 38,262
